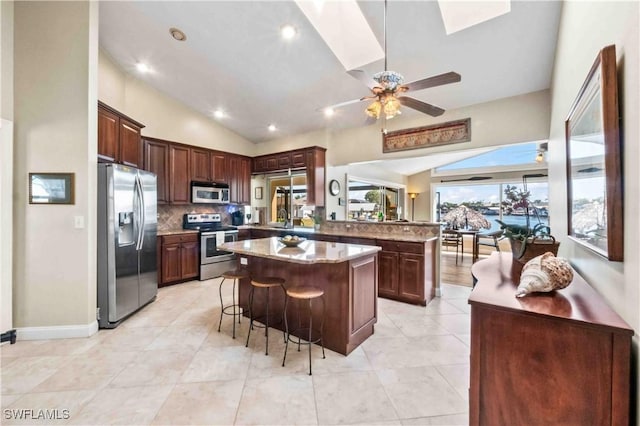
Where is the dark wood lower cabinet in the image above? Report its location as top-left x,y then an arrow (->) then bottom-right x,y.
469,253 -> 633,426
158,233 -> 199,286
246,229 -> 436,305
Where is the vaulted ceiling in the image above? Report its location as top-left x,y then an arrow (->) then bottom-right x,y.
99,1 -> 562,144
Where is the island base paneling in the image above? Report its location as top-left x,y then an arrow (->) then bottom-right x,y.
236,254 -> 378,355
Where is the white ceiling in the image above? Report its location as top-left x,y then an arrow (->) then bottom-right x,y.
99,1 -> 562,147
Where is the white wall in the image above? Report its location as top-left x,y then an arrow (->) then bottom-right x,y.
547,0 -> 639,413
98,51 -> 255,156
1,0 -> 14,334
13,1 -> 98,336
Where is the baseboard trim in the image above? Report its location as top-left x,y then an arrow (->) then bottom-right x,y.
16,321 -> 99,341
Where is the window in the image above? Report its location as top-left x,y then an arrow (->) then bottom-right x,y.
347,178 -> 402,221
434,142 -> 545,175
435,180 -> 550,232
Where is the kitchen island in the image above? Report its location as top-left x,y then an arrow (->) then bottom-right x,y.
220,237 -> 381,355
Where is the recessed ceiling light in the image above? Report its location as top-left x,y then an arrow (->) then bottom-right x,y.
169,27 -> 187,42
214,109 -> 225,119
280,24 -> 297,40
324,108 -> 335,118
136,62 -> 151,73
268,124 -> 277,132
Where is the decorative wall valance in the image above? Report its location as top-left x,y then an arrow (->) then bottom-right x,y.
382,118 -> 471,153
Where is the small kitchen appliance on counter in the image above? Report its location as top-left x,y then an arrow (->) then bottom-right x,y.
183,213 -> 238,280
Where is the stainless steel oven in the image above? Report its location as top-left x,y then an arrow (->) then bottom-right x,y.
200,230 -> 238,280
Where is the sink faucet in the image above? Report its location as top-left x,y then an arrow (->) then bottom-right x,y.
277,208 -> 291,228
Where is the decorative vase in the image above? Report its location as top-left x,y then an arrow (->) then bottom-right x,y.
509,236 -> 560,283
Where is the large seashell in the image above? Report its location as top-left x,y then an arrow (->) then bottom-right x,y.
515,252 -> 574,298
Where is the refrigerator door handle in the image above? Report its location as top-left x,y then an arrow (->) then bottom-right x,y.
134,175 -> 144,251
138,174 -> 146,249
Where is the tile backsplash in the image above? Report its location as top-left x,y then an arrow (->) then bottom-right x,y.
157,204 -> 245,231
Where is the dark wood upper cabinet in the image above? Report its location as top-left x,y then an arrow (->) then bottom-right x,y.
227,154 -> 251,205
291,151 -> 306,168
142,138 -> 169,204
191,148 -> 211,182
98,102 -> 144,168
169,144 -> 191,204
98,107 -> 118,163
252,146 -> 326,207
211,152 -> 227,183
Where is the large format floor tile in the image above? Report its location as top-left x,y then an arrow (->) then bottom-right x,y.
0,277 -> 473,425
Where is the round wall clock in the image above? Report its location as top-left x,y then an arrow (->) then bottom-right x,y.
329,179 -> 341,196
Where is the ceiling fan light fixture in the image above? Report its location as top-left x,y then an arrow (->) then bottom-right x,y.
383,96 -> 401,119
365,101 -> 381,119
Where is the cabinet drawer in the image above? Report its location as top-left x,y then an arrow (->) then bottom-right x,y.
377,240 -> 424,254
162,233 -> 199,244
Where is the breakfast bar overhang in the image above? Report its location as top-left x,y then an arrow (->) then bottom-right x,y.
221,237 -> 381,355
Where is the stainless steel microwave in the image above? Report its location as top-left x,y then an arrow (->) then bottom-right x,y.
191,181 -> 229,204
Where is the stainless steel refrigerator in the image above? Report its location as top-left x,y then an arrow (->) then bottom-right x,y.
97,164 -> 157,328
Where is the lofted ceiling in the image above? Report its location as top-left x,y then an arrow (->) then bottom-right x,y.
99,1 -> 562,148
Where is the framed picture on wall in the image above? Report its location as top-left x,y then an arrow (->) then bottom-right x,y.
255,186 -> 263,200
565,44 -> 623,261
29,173 -> 75,205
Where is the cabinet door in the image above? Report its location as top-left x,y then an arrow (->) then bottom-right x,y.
98,106 -> 119,163
277,153 -> 291,169
253,157 -> 265,173
143,139 -> 169,204
170,145 -> 191,204
263,156 -> 276,171
398,253 -> 424,302
180,241 -> 200,279
306,148 -> 325,207
227,155 -> 240,203
291,151 -> 306,168
161,243 -> 182,283
191,148 -> 211,182
378,251 -> 399,297
119,118 -> 142,168
211,153 -> 227,183
240,157 -> 251,204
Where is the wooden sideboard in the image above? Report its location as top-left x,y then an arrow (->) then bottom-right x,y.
469,253 -> 633,426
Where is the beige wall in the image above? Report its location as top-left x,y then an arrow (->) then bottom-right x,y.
13,1 -> 98,332
1,0 -> 14,333
547,0 -> 640,412
98,50 -> 255,156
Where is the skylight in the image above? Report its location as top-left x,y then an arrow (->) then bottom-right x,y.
295,0 -> 384,70
438,1 -> 511,35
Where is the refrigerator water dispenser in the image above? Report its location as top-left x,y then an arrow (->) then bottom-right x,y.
118,211 -> 135,246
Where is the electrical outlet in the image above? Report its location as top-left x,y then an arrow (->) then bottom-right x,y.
346,224 -> 351,228
240,257 -> 248,265
403,226 -> 410,231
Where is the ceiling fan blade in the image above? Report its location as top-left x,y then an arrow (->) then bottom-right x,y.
398,96 -> 445,117
347,69 -> 383,93
321,95 -> 376,111
401,71 -> 461,92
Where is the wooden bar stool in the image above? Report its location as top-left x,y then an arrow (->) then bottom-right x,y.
217,270 -> 247,339
282,285 -> 326,375
245,276 -> 286,355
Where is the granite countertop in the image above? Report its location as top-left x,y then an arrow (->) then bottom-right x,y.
157,229 -> 200,237
220,237 -> 381,265
239,225 -> 438,243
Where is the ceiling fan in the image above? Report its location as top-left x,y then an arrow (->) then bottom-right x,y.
325,0 -> 461,123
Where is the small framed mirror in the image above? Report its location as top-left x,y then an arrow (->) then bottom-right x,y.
565,45 -> 623,261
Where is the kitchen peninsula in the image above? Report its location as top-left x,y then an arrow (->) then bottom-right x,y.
220,237 -> 381,355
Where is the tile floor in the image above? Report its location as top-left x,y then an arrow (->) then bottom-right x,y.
1,279 -> 471,425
